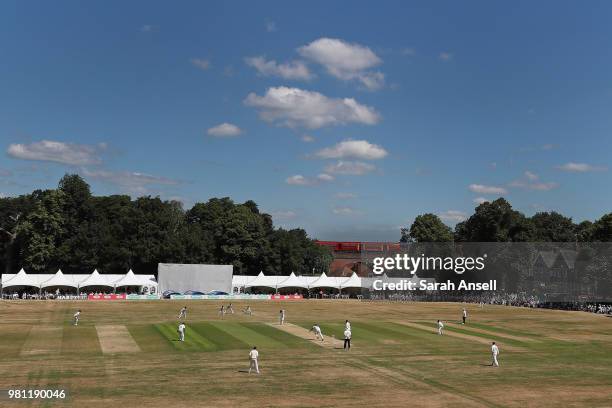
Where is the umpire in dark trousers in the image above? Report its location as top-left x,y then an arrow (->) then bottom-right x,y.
343,328 -> 352,350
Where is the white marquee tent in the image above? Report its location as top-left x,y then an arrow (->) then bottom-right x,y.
41,269 -> 78,289
338,272 -> 361,289
1,269 -> 157,292
244,272 -> 286,290
78,269 -> 113,288
2,269 -> 38,288
308,272 -> 339,289
232,272 -> 367,291
277,272 -> 308,289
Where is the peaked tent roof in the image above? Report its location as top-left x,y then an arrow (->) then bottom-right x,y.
233,271 -> 264,287
277,272 -> 308,289
2,268 -> 39,288
339,272 -> 362,289
78,269 -> 113,288
41,269 -> 78,288
114,269 -> 146,287
309,272 -> 340,289
244,273 -> 285,289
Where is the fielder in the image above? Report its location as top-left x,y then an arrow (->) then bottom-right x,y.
227,303 -> 234,314
462,308 -> 468,324
491,342 -> 500,366
343,328 -> 352,350
243,305 -> 253,315
178,306 -> 187,320
310,324 -> 324,341
345,320 -> 351,331
178,322 -> 186,342
248,346 -> 260,374
279,309 -> 285,325
73,310 -> 81,326
437,320 -> 444,335
218,305 -> 225,318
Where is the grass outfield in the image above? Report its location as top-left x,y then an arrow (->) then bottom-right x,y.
0,301 -> 611,407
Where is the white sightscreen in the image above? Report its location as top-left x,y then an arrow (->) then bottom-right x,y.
157,263 -> 233,294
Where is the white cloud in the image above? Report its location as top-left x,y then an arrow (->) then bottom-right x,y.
244,86 -> 380,129
468,184 -> 508,195
556,162 -> 607,172
317,173 -> 334,182
473,197 -> 490,204
245,56 -> 312,80
333,206 -> 362,216
439,52 -> 453,61
325,161 -> 376,175
207,123 -> 243,138
314,139 -> 388,160
7,140 -> 106,166
334,192 -> 357,200
81,169 -> 180,196
509,172 -> 559,191
191,58 -> 211,70
298,38 -> 385,90
269,210 -> 297,220
528,182 -> 559,191
301,134 -> 315,143
438,210 -> 467,223
285,173 -> 334,186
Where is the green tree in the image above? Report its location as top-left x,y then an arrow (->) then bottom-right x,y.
531,211 -> 576,242
575,221 -> 595,242
401,213 -> 453,242
593,213 -> 612,242
16,190 -> 66,271
454,198 -> 534,242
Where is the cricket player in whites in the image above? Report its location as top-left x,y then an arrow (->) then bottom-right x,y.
279,309 -> 285,325
491,342 -> 500,367
248,346 -> 260,374
462,308 -> 468,324
73,310 -> 81,326
218,305 -> 225,319
437,320 -> 444,335
178,322 -> 186,342
310,324 -> 324,341
343,327 -> 352,350
178,306 -> 187,320
345,320 -> 351,331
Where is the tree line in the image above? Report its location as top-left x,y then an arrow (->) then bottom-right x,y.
402,198 -> 611,243
1,175 -> 610,276
0,174 -> 332,276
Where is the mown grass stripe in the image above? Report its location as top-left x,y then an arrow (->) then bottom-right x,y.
209,322 -> 288,349
62,324 -> 101,355
155,323 -> 217,352
444,325 -> 528,348
243,323 -> 319,348
189,322 -> 250,351
468,322 -> 541,339
128,324 -> 175,353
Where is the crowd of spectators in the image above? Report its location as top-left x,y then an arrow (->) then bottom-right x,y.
1,289 -> 146,300
363,290 -> 612,315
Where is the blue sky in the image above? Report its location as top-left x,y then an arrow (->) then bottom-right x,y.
1,0 -> 611,241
